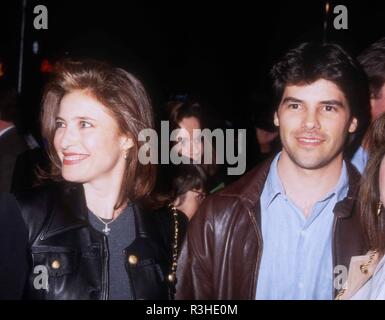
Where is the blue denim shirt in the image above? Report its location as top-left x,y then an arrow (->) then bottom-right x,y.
255,153 -> 349,300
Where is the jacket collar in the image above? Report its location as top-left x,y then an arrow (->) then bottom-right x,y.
40,183 -> 89,240
333,161 -> 361,219
41,182 -> 152,240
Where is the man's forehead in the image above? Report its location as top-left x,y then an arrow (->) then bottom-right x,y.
282,79 -> 347,102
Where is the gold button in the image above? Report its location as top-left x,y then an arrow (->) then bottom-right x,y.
51,260 -> 61,269
128,255 -> 138,265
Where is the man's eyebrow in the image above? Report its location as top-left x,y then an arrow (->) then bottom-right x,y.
281,97 -> 303,104
319,100 -> 344,107
281,97 -> 345,107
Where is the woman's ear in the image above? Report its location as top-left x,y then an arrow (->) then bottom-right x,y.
121,136 -> 134,150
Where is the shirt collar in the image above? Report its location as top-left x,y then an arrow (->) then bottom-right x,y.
264,152 -> 285,208
264,152 -> 350,209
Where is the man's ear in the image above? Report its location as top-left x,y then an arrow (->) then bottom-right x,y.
273,112 -> 279,127
348,117 -> 358,133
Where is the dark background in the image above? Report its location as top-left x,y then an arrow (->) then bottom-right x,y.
1,0 -> 385,164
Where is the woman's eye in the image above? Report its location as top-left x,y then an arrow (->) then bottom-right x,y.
55,121 -> 65,128
80,121 -> 92,128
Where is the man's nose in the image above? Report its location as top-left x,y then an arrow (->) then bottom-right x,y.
302,110 -> 321,130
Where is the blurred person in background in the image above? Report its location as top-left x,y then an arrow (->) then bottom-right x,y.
165,98 -> 227,193
350,37 -> 385,173
0,86 -> 28,192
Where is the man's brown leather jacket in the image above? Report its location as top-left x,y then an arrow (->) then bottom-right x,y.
176,158 -> 367,299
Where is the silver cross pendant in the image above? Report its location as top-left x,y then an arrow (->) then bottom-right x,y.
103,225 -> 111,235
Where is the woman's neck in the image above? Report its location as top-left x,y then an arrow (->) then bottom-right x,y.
83,179 -> 124,220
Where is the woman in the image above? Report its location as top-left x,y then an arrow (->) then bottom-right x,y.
15,59 -> 172,299
338,114 -> 385,299
167,99 -> 206,163
165,99 -> 226,193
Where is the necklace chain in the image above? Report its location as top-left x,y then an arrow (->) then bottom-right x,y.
91,205 -> 126,235
168,204 -> 179,285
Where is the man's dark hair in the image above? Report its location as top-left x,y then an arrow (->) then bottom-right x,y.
358,37 -> 385,98
270,42 -> 371,154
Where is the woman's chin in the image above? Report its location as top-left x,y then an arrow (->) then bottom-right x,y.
61,171 -> 88,184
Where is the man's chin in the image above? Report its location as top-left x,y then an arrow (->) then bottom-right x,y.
287,152 -> 333,170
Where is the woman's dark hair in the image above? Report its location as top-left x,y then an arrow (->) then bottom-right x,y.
359,143 -> 385,256
367,112 -> 385,154
164,98 -> 218,177
150,162 -> 208,209
166,99 -> 207,132
270,42 -> 371,155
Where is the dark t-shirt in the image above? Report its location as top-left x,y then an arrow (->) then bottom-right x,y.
88,204 -> 135,300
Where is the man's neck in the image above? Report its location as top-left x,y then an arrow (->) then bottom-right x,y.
277,151 -> 344,218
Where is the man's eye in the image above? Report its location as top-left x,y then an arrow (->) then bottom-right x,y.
80,121 -> 92,128
288,104 -> 300,109
324,105 -> 336,112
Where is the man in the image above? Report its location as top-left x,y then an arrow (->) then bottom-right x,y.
0,87 -> 28,192
351,37 -> 385,173
175,42 -> 370,300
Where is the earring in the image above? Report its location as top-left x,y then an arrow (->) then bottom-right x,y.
123,150 -> 129,160
377,201 -> 383,216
